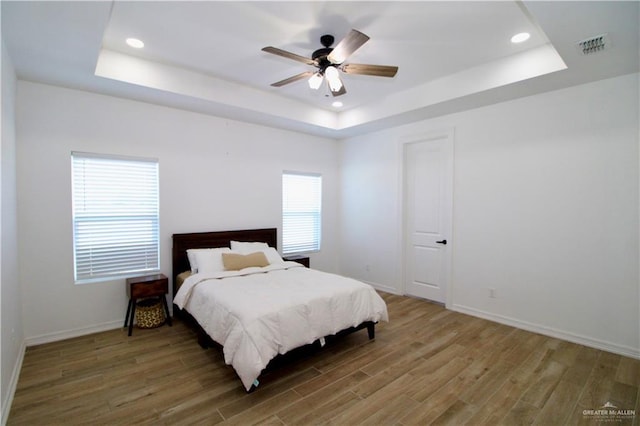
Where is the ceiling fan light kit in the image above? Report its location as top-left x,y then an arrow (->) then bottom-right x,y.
308,72 -> 324,90
263,29 -> 398,97
324,66 -> 343,92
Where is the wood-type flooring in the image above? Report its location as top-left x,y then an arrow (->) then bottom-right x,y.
8,293 -> 640,425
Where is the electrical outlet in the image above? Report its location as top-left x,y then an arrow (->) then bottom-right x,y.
489,288 -> 497,298
365,264 -> 371,272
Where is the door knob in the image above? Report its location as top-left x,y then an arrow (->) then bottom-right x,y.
436,239 -> 447,245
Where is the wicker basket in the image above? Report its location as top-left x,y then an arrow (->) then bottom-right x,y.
135,298 -> 165,329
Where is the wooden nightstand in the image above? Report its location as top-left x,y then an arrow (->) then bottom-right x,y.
284,255 -> 310,268
124,273 -> 172,336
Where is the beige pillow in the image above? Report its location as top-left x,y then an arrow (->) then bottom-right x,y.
222,251 -> 269,271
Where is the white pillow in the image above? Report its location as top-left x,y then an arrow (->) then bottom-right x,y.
230,240 -> 269,253
262,247 -> 284,264
230,241 -> 283,264
187,247 -> 231,274
186,251 -> 198,273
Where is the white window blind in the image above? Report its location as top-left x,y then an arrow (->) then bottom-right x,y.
282,172 -> 322,255
72,152 -> 159,283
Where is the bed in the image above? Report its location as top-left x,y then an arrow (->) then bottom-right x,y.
172,228 -> 388,391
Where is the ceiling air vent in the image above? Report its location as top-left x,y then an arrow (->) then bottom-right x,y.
576,33 -> 609,55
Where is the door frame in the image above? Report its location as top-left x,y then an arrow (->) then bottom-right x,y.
397,128 -> 455,308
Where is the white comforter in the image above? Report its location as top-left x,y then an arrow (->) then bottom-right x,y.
174,262 -> 388,390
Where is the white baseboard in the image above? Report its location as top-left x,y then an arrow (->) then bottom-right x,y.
451,303 -> 640,360
24,320 -> 123,347
364,280 -> 400,295
1,341 -> 25,426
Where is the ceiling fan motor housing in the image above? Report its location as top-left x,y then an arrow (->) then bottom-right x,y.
312,34 -> 337,72
312,47 -> 333,61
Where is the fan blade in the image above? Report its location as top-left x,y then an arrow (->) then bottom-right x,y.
262,46 -> 316,66
270,72 -> 313,87
327,29 -> 370,64
341,63 -> 398,77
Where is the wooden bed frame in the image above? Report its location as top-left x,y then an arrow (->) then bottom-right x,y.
171,228 -> 376,390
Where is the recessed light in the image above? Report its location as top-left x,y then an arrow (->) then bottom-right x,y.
126,38 -> 144,49
511,32 -> 530,44
332,101 -> 343,108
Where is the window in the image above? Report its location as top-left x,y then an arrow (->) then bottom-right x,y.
282,172 -> 322,255
71,152 -> 159,283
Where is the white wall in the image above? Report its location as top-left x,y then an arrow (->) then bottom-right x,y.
10,70 -> 640,362
16,81 -> 340,342
1,41 -> 24,423
340,73 -> 639,358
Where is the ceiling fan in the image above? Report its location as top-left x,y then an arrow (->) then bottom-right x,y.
262,29 -> 398,97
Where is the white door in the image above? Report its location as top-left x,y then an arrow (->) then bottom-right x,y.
403,133 -> 453,304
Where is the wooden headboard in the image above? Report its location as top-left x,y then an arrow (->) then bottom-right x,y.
171,228 -> 277,298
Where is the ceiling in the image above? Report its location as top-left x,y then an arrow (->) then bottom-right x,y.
2,1 -> 638,138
